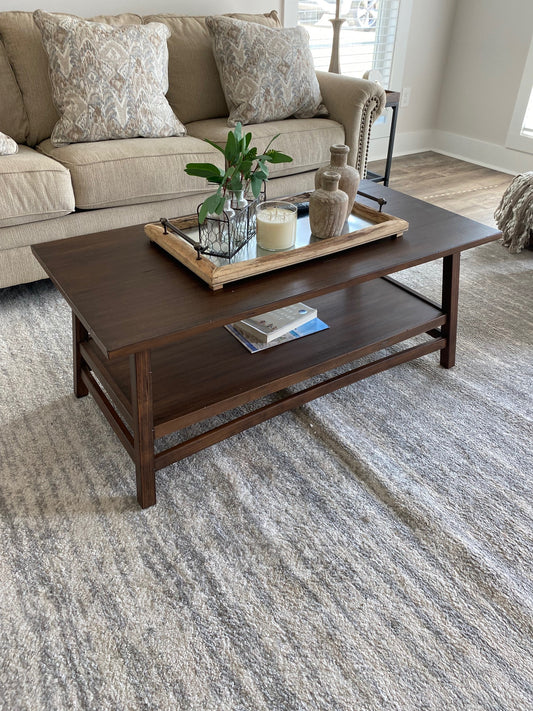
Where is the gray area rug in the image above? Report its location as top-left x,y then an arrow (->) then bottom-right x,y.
0,240 -> 532,710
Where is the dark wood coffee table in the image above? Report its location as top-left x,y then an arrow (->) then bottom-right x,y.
32,183 -> 500,508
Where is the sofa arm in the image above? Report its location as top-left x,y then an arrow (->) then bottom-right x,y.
316,71 -> 386,178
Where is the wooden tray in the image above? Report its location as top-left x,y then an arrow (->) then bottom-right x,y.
145,193 -> 408,290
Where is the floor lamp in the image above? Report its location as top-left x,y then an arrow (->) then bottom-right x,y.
328,0 -> 345,74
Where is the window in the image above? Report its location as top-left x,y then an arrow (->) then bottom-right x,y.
521,88 -> 533,138
297,0 -> 401,86
507,34 -> 533,154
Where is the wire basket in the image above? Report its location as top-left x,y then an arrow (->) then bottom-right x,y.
197,191 -> 265,259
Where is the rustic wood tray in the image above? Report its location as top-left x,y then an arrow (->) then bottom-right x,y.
145,192 -> 409,290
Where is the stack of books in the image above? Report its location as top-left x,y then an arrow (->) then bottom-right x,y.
226,302 -> 328,353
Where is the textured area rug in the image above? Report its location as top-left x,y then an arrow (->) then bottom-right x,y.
0,241 -> 532,710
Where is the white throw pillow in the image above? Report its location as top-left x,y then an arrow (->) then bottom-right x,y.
33,10 -> 186,146
0,131 -> 18,155
205,15 -> 328,127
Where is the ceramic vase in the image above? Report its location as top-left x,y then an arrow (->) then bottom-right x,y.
309,171 -> 348,239
315,144 -> 359,222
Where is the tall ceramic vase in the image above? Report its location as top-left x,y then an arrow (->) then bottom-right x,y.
309,171 -> 348,239
315,144 -> 359,222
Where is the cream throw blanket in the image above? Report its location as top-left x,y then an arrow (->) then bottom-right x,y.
494,171 -> 533,253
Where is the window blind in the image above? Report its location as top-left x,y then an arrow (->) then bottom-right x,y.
298,0 -> 400,87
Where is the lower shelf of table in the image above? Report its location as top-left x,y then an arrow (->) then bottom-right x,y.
80,277 -> 446,442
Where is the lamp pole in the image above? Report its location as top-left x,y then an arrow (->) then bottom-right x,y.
328,0 -> 346,74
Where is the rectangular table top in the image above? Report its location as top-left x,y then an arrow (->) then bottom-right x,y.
32,182 -> 501,359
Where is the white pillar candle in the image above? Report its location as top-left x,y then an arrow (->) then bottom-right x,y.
256,201 -> 297,251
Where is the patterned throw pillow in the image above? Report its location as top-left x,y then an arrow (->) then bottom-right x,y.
33,10 -> 186,146
0,131 -> 18,155
205,16 -> 328,127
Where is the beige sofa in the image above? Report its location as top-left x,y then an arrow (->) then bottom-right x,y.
0,10 -> 386,289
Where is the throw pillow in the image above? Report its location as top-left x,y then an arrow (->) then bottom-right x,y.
33,10 -> 186,146
0,131 -> 18,155
205,16 -> 328,127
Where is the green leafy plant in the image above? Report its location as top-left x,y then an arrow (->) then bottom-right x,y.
185,122 -> 292,223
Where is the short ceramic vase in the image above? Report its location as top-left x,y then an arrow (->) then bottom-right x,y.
309,171 -> 348,240
315,144 -> 360,222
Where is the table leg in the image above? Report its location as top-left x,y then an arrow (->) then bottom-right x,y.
130,350 -> 156,508
72,313 -> 88,398
440,253 -> 460,368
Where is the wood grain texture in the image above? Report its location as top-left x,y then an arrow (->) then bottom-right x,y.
72,314 -> 88,398
367,151 -> 513,226
31,180 -> 502,507
130,350 -> 155,509
440,253 -> 461,368
153,337 -> 445,471
32,183 -> 499,360
80,278 -> 446,438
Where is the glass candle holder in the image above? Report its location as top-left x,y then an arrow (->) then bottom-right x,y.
256,201 -> 297,251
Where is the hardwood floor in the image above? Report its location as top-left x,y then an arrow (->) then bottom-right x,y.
367,151 -> 513,227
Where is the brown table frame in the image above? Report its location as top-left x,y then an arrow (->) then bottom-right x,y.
33,184 -> 499,508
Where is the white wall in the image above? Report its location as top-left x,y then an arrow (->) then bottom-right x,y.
370,0 -> 457,159
0,0 -> 280,17
378,0 -> 533,173
434,0 -> 533,173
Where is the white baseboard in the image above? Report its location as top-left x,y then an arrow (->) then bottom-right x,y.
432,130 -> 531,175
368,130 -> 435,163
368,128 -> 531,175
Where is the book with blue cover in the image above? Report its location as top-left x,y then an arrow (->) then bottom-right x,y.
225,317 -> 329,353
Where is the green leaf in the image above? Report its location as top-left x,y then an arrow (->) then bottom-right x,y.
199,193 -> 225,223
239,160 -> 254,178
225,130 -> 238,165
198,201 -> 210,224
225,165 -> 238,181
262,132 -> 281,154
202,138 -> 226,154
187,124 -> 292,215
184,162 -> 224,179
250,175 -> 263,198
254,168 -> 269,181
228,173 -> 243,191
265,150 -> 293,164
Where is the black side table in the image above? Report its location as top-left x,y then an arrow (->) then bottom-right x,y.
366,90 -> 400,187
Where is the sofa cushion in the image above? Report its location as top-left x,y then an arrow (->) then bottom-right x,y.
0,145 -> 74,228
0,40 -> 29,144
142,12 -> 281,125
0,131 -> 18,155
186,117 -> 345,179
33,11 -> 186,147
37,136 -> 222,210
0,12 -> 142,146
205,16 -> 327,127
